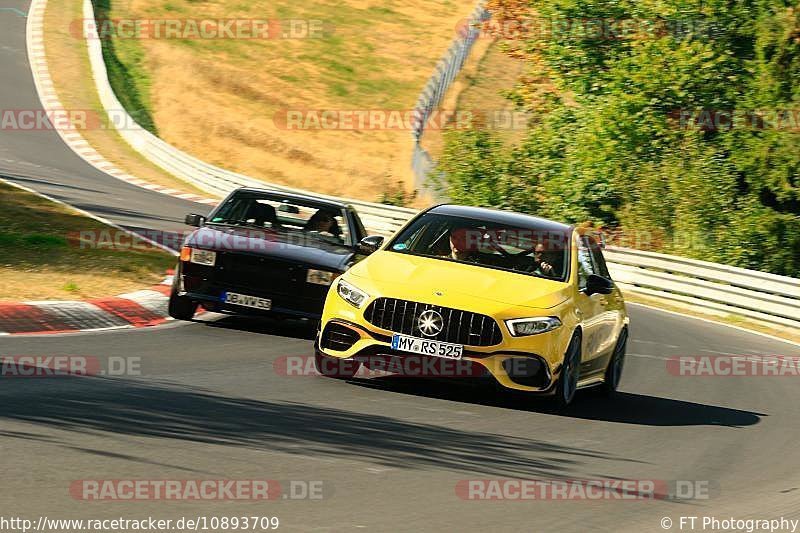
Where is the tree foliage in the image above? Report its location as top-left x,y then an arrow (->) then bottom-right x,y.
438,0 -> 800,276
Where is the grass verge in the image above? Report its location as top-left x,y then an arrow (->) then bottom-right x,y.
0,181 -> 174,301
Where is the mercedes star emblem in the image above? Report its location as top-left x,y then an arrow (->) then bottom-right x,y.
417,309 -> 444,337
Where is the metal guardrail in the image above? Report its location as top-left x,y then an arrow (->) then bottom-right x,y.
410,1 -> 490,190
606,247 -> 800,329
81,0 -> 799,330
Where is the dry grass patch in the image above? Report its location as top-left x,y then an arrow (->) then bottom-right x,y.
0,181 -> 174,301
102,0 -> 477,202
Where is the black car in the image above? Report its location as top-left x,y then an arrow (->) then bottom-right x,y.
168,188 -> 385,321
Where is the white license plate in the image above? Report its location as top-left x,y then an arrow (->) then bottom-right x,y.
222,291 -> 272,310
391,334 -> 463,360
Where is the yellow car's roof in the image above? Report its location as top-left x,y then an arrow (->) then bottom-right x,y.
426,204 -> 573,234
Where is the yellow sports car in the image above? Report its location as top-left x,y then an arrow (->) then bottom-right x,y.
315,205 -> 629,406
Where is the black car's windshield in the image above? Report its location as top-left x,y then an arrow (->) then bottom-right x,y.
388,213 -> 571,281
208,191 -> 351,246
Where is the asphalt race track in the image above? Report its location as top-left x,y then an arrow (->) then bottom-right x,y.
2,2 -> 800,531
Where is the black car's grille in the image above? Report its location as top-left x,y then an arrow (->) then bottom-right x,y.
364,298 -> 503,346
217,252 -> 296,288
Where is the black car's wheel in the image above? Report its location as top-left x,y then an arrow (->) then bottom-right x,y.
315,351 -> 360,379
553,332 -> 582,408
168,290 -> 198,321
600,327 -> 628,395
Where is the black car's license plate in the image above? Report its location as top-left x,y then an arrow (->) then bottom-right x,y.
221,291 -> 272,310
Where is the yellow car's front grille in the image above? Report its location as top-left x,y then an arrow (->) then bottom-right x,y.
364,298 -> 503,347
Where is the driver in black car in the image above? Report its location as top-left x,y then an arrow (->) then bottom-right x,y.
305,209 -> 343,242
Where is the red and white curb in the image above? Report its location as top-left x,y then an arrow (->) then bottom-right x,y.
25,0 -> 217,206
0,275 -> 176,335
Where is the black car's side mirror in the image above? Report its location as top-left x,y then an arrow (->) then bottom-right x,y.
358,235 -> 384,255
185,213 -> 206,227
585,274 -> 614,296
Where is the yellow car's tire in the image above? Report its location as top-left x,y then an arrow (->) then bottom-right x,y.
599,328 -> 628,395
315,351 -> 361,379
553,332 -> 582,408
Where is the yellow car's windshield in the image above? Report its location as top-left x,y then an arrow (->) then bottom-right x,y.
387,213 -> 571,281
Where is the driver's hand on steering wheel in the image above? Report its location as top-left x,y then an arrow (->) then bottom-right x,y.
538,261 -> 554,276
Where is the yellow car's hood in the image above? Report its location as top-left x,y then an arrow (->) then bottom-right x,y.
348,251 -> 571,310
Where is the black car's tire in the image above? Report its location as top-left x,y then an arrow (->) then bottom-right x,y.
553,332 -> 582,409
315,351 -> 360,379
168,291 -> 198,321
599,327 -> 628,396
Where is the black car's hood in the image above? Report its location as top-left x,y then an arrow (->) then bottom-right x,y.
186,225 -> 354,271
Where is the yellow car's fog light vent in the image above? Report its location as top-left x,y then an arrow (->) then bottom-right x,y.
321,322 -> 361,351
502,356 -> 550,389
364,298 -> 503,347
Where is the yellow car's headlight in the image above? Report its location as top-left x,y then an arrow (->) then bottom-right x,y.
337,279 -> 369,308
506,316 -> 562,337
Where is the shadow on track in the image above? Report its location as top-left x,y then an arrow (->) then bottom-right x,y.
346,377 -> 764,428
193,314 -> 318,340
0,377 -> 635,477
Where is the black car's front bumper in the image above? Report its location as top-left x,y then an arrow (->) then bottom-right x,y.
177,258 -> 334,319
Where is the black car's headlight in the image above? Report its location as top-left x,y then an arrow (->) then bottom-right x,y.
307,269 -> 337,286
180,246 -> 216,266
337,279 -> 368,308
505,317 -> 562,337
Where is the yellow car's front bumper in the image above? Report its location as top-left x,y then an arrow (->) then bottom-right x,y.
317,288 -> 576,393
